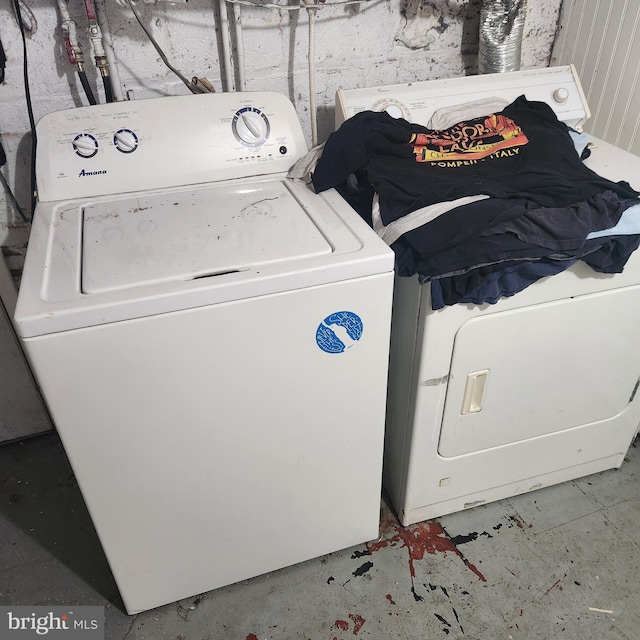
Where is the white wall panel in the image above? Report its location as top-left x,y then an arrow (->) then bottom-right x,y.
552,0 -> 640,155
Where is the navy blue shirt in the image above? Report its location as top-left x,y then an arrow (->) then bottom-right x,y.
313,97 -> 638,225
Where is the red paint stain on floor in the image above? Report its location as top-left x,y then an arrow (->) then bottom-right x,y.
367,512 -> 487,582
386,593 -> 396,605
246,635 -> 259,640
509,514 -> 533,529
348,613 -> 365,635
333,620 -> 349,631
544,577 -> 563,596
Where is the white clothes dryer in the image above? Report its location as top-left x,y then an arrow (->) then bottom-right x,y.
14,92 -> 395,613
335,66 -> 640,526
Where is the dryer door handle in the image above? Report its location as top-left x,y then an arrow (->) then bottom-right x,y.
460,369 -> 490,415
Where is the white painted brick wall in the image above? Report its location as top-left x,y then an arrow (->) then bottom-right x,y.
0,0 -> 561,273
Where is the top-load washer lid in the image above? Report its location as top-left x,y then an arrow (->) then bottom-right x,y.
81,180 -> 331,294
15,178 -> 394,337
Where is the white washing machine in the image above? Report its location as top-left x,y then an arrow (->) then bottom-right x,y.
14,92 -> 395,613
335,66 -> 640,526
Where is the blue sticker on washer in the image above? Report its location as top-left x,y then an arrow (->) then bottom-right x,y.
316,311 -> 363,353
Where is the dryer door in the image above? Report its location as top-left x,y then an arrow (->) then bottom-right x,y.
438,286 -> 640,457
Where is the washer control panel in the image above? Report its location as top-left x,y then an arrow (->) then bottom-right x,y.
35,92 -> 307,202
336,65 -> 590,130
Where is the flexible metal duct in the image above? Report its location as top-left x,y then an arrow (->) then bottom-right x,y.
479,0 -> 527,74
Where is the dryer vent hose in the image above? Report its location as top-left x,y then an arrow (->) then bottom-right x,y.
479,0 -> 527,74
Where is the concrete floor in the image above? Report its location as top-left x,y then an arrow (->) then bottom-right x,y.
1,432 -> 639,640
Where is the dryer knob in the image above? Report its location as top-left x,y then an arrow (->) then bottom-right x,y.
553,87 -> 570,104
385,104 -> 404,119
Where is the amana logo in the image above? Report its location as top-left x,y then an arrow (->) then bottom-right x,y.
78,169 -> 107,177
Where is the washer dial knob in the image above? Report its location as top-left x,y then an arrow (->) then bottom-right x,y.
114,129 -> 139,153
73,133 -> 99,158
232,107 -> 270,147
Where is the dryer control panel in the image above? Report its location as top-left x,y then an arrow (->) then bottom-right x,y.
335,65 -> 590,130
35,92 -> 307,202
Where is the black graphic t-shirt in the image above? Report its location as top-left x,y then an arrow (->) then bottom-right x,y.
312,96 -> 639,226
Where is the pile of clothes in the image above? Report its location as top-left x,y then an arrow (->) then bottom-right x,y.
310,96 -> 640,308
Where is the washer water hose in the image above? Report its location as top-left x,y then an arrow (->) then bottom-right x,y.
78,68 -> 97,105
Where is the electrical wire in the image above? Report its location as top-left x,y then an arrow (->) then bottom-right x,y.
0,139 -> 28,224
0,172 -> 28,224
11,0 -> 36,218
0,36 -> 5,84
13,0 -> 37,35
124,0 -> 194,93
